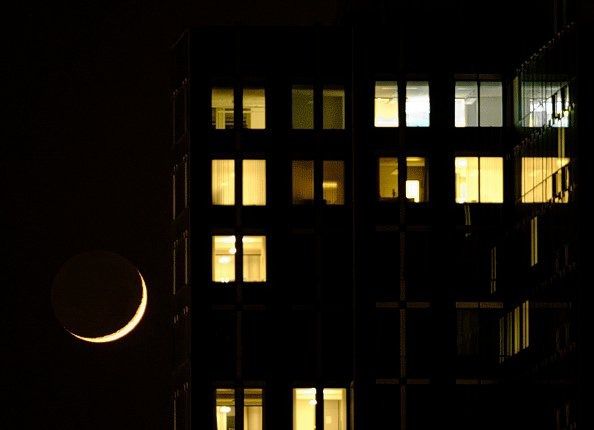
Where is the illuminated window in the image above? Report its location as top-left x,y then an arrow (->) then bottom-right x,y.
293,388 -> 316,430
293,388 -> 346,430
513,306 -> 521,354
406,81 -> 430,127
455,81 -> 502,127
243,160 -> 266,206
530,216 -> 538,266
244,388 -> 263,430
378,157 -> 398,199
292,161 -> 314,204
479,82 -> 503,126
213,236 -> 266,283
292,85 -> 314,129
216,389 -> 235,430
521,157 -> 570,203
212,160 -> 235,205
406,157 -> 427,202
499,303 -> 530,362
455,157 -> 503,203
323,161 -> 344,205
216,388 -> 263,430
522,301 -> 530,349
212,88 -> 234,129
323,86 -> 345,129
243,88 -> 266,129
378,157 -> 427,202
374,81 -> 398,127
212,236 -> 236,283
323,388 -> 347,430
455,81 -> 478,127
243,236 -> 266,282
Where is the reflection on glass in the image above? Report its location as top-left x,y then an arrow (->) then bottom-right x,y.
292,161 -> 315,204
212,88 -> 234,129
323,161 -> 345,205
479,81 -> 503,126
406,157 -> 427,202
213,236 -> 236,282
374,81 -> 398,127
455,81 -> 478,127
292,85 -> 314,129
521,157 -> 570,203
212,160 -> 235,205
406,81 -> 430,127
293,388 -> 316,430
244,389 -> 263,430
216,389 -> 235,430
243,160 -> 266,206
378,157 -> 398,199
323,87 -> 345,129
323,388 -> 346,430
243,236 -> 266,282
243,89 -> 266,129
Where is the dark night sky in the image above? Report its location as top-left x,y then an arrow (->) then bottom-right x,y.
3,0 -> 561,428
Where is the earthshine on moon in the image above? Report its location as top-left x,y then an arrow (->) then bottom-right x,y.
52,251 -> 148,344
67,272 -> 148,343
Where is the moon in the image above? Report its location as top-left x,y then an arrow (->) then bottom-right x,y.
67,272 -> 148,343
51,251 -> 148,343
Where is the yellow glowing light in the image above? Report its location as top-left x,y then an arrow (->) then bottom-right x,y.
220,406 -> 232,414
228,247 -> 236,254
309,399 -> 317,406
67,272 -> 148,344
219,256 -> 232,264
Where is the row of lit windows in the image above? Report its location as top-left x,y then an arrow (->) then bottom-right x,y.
211,156 -> 504,205
211,80 -> 502,130
215,388 -> 347,430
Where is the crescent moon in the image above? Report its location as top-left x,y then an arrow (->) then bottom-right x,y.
67,271 -> 148,343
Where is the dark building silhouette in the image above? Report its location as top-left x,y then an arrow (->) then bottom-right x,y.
171,1 -> 586,428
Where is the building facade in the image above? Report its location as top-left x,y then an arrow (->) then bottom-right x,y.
171,3 -> 584,428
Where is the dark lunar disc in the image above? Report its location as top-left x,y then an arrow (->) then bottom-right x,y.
51,251 -> 143,338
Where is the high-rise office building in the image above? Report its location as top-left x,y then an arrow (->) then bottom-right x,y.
171,2 -> 584,428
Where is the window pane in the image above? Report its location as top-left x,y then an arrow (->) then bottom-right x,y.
455,157 -> 479,203
378,157 -> 398,199
406,157 -> 427,202
292,85 -> 314,129
243,88 -> 266,129
212,160 -> 235,205
243,160 -> 266,206
479,81 -> 503,126
455,81 -> 478,127
374,81 -> 398,127
243,236 -> 266,282
406,81 -> 430,127
213,236 -> 236,283
212,88 -> 234,129
216,389 -> 235,430
323,161 -> 345,205
323,388 -> 346,430
293,388 -> 316,430
244,389 -> 263,430
323,87 -> 345,129
479,157 -> 503,202
292,161 -> 315,204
